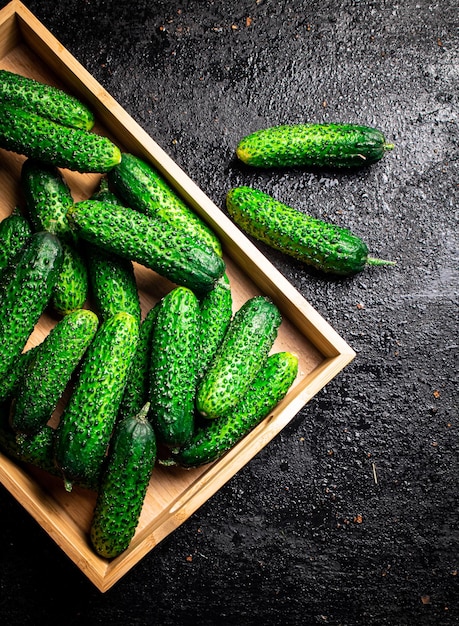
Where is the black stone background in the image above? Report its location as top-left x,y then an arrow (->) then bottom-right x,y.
0,1 -> 457,625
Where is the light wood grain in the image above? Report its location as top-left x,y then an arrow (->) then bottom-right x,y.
0,1 -> 355,592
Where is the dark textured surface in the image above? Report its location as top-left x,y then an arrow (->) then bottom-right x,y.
0,1 -> 458,624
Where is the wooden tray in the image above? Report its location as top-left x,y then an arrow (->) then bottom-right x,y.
0,0 -> 355,592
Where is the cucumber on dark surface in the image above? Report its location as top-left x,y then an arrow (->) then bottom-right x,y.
236,123 -> 394,169
226,186 -> 395,276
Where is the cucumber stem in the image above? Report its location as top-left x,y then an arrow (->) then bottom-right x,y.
384,143 -> 395,151
366,257 -> 396,267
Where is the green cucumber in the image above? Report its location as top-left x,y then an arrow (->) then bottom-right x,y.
85,177 -> 140,320
0,402 -> 59,477
197,272 -> 233,381
196,295 -> 282,420
21,159 -> 76,243
54,311 -> 140,490
85,176 -> 141,321
11,309 -> 99,435
21,159 -> 89,314
172,351 -> 298,468
67,199 -> 226,294
236,123 -> 394,169
85,244 -> 141,322
148,287 -> 200,448
0,347 -> 37,404
50,242 -> 89,315
0,231 -> 63,381
0,404 -> 98,489
0,207 -> 32,272
227,186 -> 395,275
107,152 -> 222,257
0,103 -> 121,173
89,402 -> 156,558
91,175 -> 125,205
0,69 -> 95,131
118,303 -> 160,422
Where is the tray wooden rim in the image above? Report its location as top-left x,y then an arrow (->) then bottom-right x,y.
0,0 -> 355,592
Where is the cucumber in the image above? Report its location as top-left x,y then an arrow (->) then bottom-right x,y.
21,159 -> 89,314
227,186 -> 395,275
0,404 -> 98,489
0,347 -> 37,404
0,69 -> 95,131
107,152 -> 222,257
11,309 -> 99,435
89,402 -> 156,558
148,287 -> 200,448
236,123 -> 394,169
0,208 -> 32,272
67,199 -> 226,294
172,351 -> 298,468
0,403 -> 59,477
85,244 -> 141,322
54,311 -> 139,491
0,103 -> 121,173
118,302 -> 160,421
196,295 -> 282,420
50,242 -> 89,315
197,272 -> 233,381
0,231 -> 63,381
21,159 -> 76,243
85,176 -> 141,321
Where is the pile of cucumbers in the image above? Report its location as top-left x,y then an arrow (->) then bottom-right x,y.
0,70 -> 300,559
0,68 -> 394,559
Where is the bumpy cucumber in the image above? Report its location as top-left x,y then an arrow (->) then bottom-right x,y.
85,177 -> 141,321
172,352 -> 298,468
0,231 -> 63,380
227,186 -> 395,275
54,311 -> 139,490
90,403 -> 156,558
21,159 -> 76,242
0,402 -> 98,489
11,309 -> 99,435
107,153 -> 222,256
118,303 -> 160,421
0,103 -> 121,173
0,347 -> 37,403
67,199 -> 226,294
0,403 -> 59,477
0,69 -> 95,131
50,242 -> 88,315
149,287 -> 200,448
85,244 -> 141,321
236,123 -> 394,169
0,208 -> 32,272
196,295 -> 282,420
197,272 -> 233,381
21,159 -> 89,314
